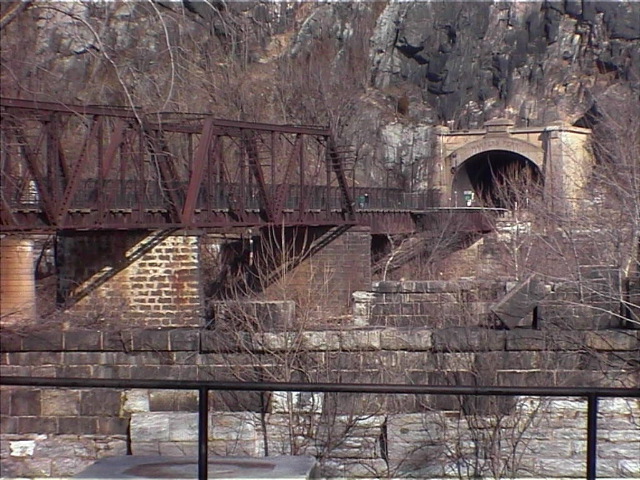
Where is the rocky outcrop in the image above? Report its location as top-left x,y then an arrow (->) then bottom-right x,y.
371,1 -> 639,127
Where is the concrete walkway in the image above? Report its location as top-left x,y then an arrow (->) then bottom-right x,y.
73,456 -> 317,479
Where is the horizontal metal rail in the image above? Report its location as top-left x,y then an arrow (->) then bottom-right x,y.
0,97 -> 331,135
2,376 -> 638,480
2,377 -> 638,396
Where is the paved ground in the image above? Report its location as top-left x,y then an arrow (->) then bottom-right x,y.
73,456 -> 317,479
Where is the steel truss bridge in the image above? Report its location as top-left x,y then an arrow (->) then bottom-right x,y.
0,98 -> 493,235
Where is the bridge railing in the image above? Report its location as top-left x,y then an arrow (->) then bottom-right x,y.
6,180 -> 439,213
352,188 -> 434,210
1,376 -> 637,480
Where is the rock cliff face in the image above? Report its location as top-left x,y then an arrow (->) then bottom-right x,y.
1,1 -> 638,185
371,1 -> 639,127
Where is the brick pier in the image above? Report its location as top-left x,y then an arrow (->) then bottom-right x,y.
57,231 -> 203,327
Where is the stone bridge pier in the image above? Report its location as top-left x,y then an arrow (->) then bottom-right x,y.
206,225 -> 372,323
259,226 -> 372,317
0,237 -> 37,325
2,226 -> 372,327
55,231 -> 204,327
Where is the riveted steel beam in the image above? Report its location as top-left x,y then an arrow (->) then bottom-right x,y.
183,118 -> 215,225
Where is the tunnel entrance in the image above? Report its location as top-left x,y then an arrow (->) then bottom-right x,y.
452,150 -> 542,209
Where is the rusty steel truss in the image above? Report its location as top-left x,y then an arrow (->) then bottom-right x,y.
1,98 -> 500,236
0,97 -> 359,233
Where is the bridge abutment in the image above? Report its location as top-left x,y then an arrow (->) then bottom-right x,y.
48,226 -> 372,327
57,231 -> 204,327
262,226 -> 372,319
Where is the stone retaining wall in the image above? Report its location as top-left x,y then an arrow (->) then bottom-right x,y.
1,325 -> 638,478
353,280 -> 506,327
354,278 -> 629,330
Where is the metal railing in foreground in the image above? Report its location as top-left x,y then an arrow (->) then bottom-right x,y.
1,377 -> 638,480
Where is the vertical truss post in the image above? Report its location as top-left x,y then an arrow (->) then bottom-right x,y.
327,135 -> 355,220
183,118 -> 215,224
215,137 -> 224,209
97,117 -> 104,179
207,135 -> 222,211
44,117 -> 57,196
243,130 -> 274,222
237,142 -> 246,219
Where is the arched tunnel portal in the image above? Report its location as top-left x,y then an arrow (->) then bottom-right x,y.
452,150 -> 542,209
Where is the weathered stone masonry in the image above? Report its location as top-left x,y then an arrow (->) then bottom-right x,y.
51,226 -> 372,327
263,226 -> 372,316
57,231 -> 203,327
1,322 -> 638,479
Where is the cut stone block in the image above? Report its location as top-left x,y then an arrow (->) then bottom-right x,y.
208,300 -> 295,330
490,273 -> 547,328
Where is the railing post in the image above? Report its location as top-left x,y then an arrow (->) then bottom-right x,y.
199,386 -> 208,480
586,393 -> 598,480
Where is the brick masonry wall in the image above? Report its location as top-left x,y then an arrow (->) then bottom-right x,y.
1,325 -> 638,478
265,226 -> 372,318
57,232 -> 203,327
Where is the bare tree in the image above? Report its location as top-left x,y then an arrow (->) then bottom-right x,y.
200,226 -> 385,469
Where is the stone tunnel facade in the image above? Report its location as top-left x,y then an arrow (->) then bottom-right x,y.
430,119 -> 592,212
